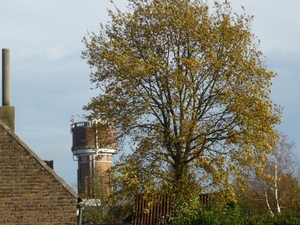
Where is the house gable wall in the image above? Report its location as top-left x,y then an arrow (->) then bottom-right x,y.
0,124 -> 78,224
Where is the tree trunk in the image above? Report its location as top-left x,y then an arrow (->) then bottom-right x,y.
274,159 -> 281,214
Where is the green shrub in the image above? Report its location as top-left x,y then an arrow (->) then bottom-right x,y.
158,193 -> 300,225
189,211 -> 300,225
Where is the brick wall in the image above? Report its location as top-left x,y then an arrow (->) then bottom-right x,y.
0,122 -> 78,224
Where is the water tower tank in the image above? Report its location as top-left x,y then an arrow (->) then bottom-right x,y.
71,121 -> 96,156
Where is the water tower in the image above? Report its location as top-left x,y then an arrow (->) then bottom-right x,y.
71,117 -> 117,197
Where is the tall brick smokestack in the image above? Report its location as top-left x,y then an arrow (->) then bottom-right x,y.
0,48 -> 15,131
2,48 -> 10,106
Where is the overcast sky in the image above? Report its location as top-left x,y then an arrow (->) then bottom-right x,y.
1,0 -> 299,190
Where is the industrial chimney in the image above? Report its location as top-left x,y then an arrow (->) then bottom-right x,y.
0,48 -> 15,131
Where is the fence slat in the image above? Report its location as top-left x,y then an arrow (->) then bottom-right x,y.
133,194 -> 209,225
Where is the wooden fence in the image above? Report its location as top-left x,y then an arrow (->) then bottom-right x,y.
133,194 -> 210,225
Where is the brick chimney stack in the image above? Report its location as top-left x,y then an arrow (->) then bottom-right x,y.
0,48 -> 15,131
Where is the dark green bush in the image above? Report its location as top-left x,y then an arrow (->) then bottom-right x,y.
188,211 -> 300,225
158,193 -> 300,225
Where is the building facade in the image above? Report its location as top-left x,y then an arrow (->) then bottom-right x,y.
0,121 -> 79,224
71,120 -> 117,197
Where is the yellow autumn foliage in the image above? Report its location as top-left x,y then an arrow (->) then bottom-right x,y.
82,0 -> 281,205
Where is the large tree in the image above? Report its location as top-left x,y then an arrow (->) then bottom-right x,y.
82,0 -> 281,200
